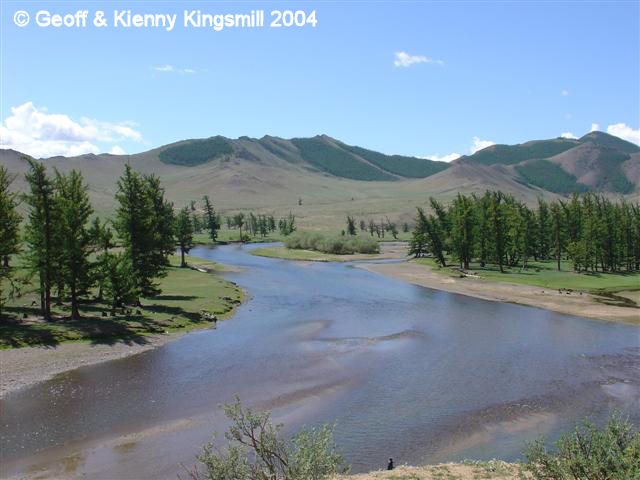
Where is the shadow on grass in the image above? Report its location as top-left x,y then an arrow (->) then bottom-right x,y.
149,295 -> 198,301
143,304 -> 203,322
1,307 -> 157,348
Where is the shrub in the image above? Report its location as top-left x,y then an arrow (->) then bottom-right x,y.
185,398 -> 349,480
285,232 -> 379,255
524,412 -> 639,480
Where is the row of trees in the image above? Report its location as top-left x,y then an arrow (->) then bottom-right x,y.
410,191 -> 640,273
0,160 -> 302,318
0,162 -> 200,318
346,216 -> 408,239
188,202 -> 297,241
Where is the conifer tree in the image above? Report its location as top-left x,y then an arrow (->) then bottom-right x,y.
23,160 -> 57,319
176,206 -> 195,267
0,166 -> 21,314
202,195 -> 220,242
114,165 -> 165,301
55,170 -> 94,319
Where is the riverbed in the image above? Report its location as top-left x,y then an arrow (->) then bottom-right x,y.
1,243 -> 638,479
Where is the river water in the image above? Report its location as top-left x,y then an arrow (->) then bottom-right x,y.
1,243 -> 638,479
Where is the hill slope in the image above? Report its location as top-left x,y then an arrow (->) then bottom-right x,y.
1,132 -> 638,229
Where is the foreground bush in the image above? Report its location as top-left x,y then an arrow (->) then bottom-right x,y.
285,232 -> 379,255
524,413 -> 639,480
185,398 -> 349,480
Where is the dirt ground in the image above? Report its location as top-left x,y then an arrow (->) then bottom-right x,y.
340,462 -> 526,480
359,262 -> 640,325
0,332 -> 182,398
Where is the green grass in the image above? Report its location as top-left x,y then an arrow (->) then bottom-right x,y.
250,246 -> 346,262
413,257 -> 640,293
0,255 -> 243,349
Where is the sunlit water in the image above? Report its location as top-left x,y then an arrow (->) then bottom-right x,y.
1,243 -> 638,479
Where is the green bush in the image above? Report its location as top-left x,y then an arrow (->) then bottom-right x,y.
524,413 -> 640,480
285,232 -> 379,255
185,398 -> 349,480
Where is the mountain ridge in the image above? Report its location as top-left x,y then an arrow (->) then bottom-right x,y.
1,132 -> 638,228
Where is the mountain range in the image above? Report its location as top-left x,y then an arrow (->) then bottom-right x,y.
1,131 -> 638,228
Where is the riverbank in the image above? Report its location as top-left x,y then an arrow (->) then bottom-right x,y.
359,261 -> 640,325
0,255 -> 244,398
341,461 -> 524,479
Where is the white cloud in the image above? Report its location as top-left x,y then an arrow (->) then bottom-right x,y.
427,153 -> 461,163
155,65 -> 196,74
110,145 -> 126,155
561,89 -> 569,96
393,51 -> 443,68
0,102 -> 142,158
470,136 -> 495,154
560,132 -> 577,139
607,123 -> 640,145
591,123 -> 599,132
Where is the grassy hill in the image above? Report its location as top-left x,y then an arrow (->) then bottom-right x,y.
2,131 -> 638,230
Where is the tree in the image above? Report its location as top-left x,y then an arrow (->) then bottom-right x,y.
412,207 -> 446,266
186,398 -> 348,480
176,207 -> 195,267
0,166 -> 20,268
102,253 -> 135,314
233,213 -> 246,242
450,193 -> 475,269
55,170 -> 93,319
0,166 -> 21,315
89,218 -> 114,301
488,191 -> 507,273
146,175 -> 175,266
114,165 -> 166,301
346,216 -> 356,236
550,202 -> 565,271
202,195 -> 220,242
23,159 -> 57,320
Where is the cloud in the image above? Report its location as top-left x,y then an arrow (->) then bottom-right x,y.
424,137 -> 494,162
561,89 -> 569,96
560,132 -> 577,139
607,123 -> 640,145
155,64 -> 196,74
110,145 -> 126,155
0,102 -> 142,158
470,136 -> 495,154
393,51 -> 443,68
591,123 -> 599,132
427,153 -> 462,163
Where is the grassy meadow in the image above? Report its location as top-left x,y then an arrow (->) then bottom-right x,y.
0,255 -> 243,349
414,256 -> 640,294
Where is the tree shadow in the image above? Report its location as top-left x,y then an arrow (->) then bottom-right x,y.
149,295 -> 198,301
143,304 -> 203,322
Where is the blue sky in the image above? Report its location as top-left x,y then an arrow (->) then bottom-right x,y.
1,1 -> 638,159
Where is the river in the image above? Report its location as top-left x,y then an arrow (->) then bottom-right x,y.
1,243 -> 638,479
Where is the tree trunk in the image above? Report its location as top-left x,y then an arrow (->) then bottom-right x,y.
71,284 -> 80,320
181,247 -> 186,267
